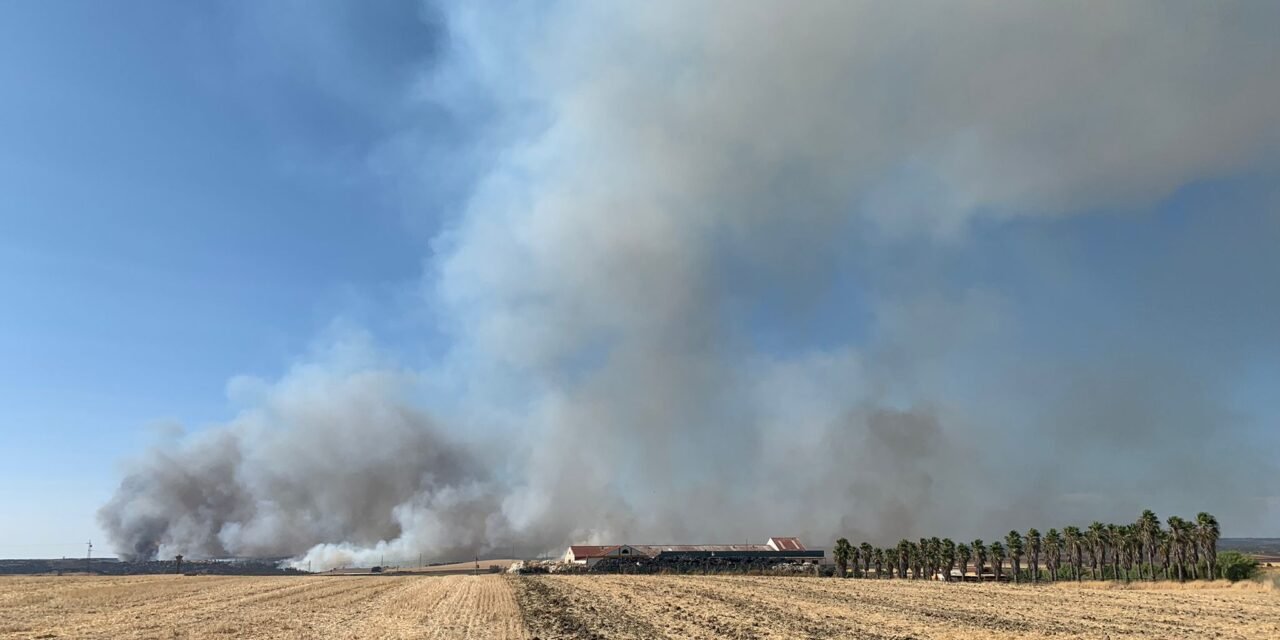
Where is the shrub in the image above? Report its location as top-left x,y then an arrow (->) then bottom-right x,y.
1216,551 -> 1259,582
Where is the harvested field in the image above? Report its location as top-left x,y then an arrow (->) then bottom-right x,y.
513,574 -> 1280,640
4,573 -> 1276,639
380,559 -> 518,575
0,574 -> 526,639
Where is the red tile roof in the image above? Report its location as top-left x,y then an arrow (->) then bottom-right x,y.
768,537 -> 805,551
567,545 -> 618,558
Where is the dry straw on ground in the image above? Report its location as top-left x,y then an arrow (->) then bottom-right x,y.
0,574 -> 526,639
514,574 -> 1280,639
3,573 -> 1277,639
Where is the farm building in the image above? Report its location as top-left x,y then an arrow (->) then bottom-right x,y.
563,537 -> 821,567
563,545 -> 647,567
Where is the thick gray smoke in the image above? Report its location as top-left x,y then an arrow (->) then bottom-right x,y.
101,1 -> 1280,568
100,340 -> 510,565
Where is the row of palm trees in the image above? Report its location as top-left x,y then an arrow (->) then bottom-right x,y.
832,511 -> 1221,583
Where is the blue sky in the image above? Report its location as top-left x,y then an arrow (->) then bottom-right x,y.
2,2 -> 1277,562
0,1 -> 454,557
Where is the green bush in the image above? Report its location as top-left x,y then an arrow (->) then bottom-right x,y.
1216,551 -> 1259,582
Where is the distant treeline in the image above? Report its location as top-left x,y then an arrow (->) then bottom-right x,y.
1217,538 -> 1280,557
0,557 -> 304,576
833,511 -> 1259,583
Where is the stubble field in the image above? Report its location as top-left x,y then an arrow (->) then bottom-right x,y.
0,574 -> 525,639
2,573 -> 1276,639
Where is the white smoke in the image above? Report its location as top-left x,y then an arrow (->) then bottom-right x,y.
101,335 -> 509,566
100,1 -> 1280,568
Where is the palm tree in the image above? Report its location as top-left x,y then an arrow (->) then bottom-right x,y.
917,541 -> 927,579
834,538 -> 853,578
1005,531 -> 1024,583
1045,529 -> 1062,582
1063,526 -> 1083,581
972,540 -> 987,580
1133,534 -> 1144,581
1026,528 -> 1042,583
921,540 -> 931,581
916,540 -> 927,579
901,540 -> 911,581
1119,524 -> 1133,581
1134,526 -> 1145,581
1180,520 -> 1199,579
887,548 -> 901,579
1181,518 -> 1199,580
1113,525 -> 1128,582
860,542 -> 874,578
906,542 -> 920,579
989,541 -> 1005,582
873,548 -> 885,578
928,537 -> 942,580
1105,524 -> 1123,581
1119,525 -> 1136,582
1182,516 -> 1198,581
1157,531 -> 1172,580
1167,516 -> 1187,582
942,538 -> 956,581
916,540 -> 926,581
1196,512 -> 1220,581
919,538 -> 931,579
957,543 -> 971,580
1137,510 -> 1160,581
1087,522 -> 1105,580
919,538 -> 930,579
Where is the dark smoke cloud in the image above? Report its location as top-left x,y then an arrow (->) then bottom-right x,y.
100,1 -> 1280,567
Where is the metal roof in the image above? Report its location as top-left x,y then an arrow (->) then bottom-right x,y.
567,538 -> 811,559
634,544 -> 773,554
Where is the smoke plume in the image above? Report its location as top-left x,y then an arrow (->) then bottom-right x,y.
100,339 -> 508,564
101,1 -> 1280,568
